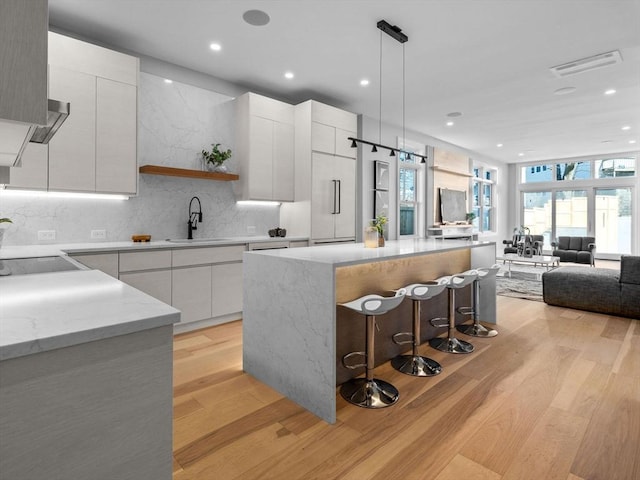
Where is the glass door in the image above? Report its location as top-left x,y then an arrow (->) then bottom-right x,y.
554,189 -> 588,237
522,191 -> 552,250
595,188 -> 632,258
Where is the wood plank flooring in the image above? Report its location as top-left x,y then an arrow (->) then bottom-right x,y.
172,296 -> 639,480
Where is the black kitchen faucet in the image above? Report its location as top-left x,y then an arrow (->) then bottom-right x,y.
188,196 -> 202,239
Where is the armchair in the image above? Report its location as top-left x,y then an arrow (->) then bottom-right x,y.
503,227 -> 543,257
551,236 -> 596,266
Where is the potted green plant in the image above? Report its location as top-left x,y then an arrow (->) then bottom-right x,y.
201,143 -> 232,173
466,212 -> 477,224
370,214 -> 387,246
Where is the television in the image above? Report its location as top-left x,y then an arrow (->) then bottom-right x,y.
439,188 -> 467,223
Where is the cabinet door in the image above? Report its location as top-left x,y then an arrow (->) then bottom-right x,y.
172,266 -> 212,324
311,122 -> 335,154
211,262 -> 243,317
48,66 -> 96,192
311,152 -> 337,240
120,270 -> 172,305
333,157 -> 356,239
335,128 -> 357,159
71,253 -> 118,278
248,116 -> 273,200
96,78 -> 137,194
272,121 -> 294,202
8,143 -> 47,190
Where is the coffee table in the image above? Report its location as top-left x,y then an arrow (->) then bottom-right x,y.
496,253 -> 560,278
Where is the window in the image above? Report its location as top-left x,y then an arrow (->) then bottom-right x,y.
595,157 -> 636,178
397,140 -> 424,237
472,165 -> 496,233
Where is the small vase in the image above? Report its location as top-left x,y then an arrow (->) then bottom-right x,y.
378,236 -> 385,247
213,164 -> 228,173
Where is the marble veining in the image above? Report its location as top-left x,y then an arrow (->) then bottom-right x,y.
1,72 -> 279,247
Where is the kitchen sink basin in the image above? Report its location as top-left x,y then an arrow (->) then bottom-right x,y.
166,238 -> 235,243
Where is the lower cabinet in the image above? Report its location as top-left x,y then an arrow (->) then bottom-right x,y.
172,266 -> 212,324
69,252 -> 119,278
212,262 -> 243,317
120,270 -> 172,305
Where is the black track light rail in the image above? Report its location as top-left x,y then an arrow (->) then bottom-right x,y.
348,137 -> 427,163
377,20 -> 408,43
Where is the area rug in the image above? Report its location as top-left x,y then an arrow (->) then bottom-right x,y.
495,264 -> 546,301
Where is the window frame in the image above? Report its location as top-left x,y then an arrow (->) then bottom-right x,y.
472,165 -> 496,233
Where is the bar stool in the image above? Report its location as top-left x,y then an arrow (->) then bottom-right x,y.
457,264 -> 500,337
391,281 -> 448,376
429,272 -> 478,354
340,289 -> 406,408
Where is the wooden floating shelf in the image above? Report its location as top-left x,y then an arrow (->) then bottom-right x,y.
431,165 -> 473,177
139,165 -> 239,181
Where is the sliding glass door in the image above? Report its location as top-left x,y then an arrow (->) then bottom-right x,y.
595,188 -> 632,256
554,189 -> 588,237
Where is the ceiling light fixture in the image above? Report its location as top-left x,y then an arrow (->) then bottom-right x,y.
164,79 -> 173,84
348,20 -> 428,163
446,121 -> 454,127
284,71 -> 294,79
210,43 -> 222,51
630,140 -> 637,144
604,89 -> 616,95
242,9 -> 270,26
496,143 -> 503,148
360,79 -> 370,86
622,125 -> 631,131
518,153 -> 524,157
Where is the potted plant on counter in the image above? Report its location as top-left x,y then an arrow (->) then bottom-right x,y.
202,143 -> 232,173
371,214 -> 387,246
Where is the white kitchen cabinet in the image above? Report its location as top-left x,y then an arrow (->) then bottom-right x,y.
234,92 -> 295,202
120,270 -> 172,305
172,266 -> 212,324
280,100 -> 357,242
119,250 -> 171,272
48,66 -> 97,192
70,252 -> 118,278
211,262 -> 243,317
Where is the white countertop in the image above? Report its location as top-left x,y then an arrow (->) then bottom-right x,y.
245,238 -> 495,267
0,269 -> 180,361
0,235 -> 307,259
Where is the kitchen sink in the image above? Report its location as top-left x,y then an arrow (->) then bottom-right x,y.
166,238 -> 235,243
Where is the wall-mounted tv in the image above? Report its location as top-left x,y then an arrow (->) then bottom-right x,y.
439,188 -> 467,223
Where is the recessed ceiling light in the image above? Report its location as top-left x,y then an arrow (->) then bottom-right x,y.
164,79 -> 173,84
446,121 -> 454,127
604,88 -> 616,95
630,140 -> 637,144
554,87 -> 577,95
496,143 -> 503,148
622,125 -> 631,131
210,43 -> 222,52
446,111 -> 463,117
284,71 -> 294,80
243,9 -> 270,26
360,79 -> 370,86
518,153 -> 524,157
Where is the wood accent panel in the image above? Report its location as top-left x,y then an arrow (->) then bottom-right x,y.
431,165 -> 473,177
432,147 -> 471,223
139,165 -> 239,181
172,294 -> 639,480
335,249 -> 470,303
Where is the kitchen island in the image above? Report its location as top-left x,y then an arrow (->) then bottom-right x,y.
242,239 -> 496,424
0,268 -> 180,480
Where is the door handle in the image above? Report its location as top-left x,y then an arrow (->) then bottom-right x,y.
336,179 -> 341,214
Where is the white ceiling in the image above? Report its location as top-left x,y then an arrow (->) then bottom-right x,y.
48,0 -> 640,164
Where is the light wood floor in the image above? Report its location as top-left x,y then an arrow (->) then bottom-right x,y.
172,295 -> 639,480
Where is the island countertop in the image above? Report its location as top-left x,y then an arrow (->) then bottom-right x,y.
0,269 -> 180,361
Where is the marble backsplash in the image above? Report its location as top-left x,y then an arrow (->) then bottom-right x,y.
1,72 -> 280,246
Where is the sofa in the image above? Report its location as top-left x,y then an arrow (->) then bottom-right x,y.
542,255 -> 640,319
503,234 -> 544,256
551,236 -> 596,266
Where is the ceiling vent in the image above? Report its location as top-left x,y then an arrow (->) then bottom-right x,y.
550,50 -> 622,78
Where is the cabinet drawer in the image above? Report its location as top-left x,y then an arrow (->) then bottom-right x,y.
70,253 -> 119,278
172,245 -> 245,267
119,250 -> 171,272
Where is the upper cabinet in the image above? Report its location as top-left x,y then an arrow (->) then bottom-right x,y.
310,102 -> 356,159
0,0 -> 48,170
8,32 -> 139,195
234,92 -> 295,202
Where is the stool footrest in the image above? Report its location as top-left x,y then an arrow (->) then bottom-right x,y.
392,332 -> 414,346
430,317 -> 449,328
342,351 -> 366,369
456,306 -> 474,316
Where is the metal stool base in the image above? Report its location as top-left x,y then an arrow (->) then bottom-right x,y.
340,378 -> 399,408
391,355 -> 442,377
457,323 -> 498,338
429,336 -> 474,354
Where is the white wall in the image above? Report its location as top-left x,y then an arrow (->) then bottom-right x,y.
0,71 -> 279,246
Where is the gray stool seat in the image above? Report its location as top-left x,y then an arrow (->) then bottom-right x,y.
429,272 -> 477,354
340,289 -> 406,408
457,264 -> 500,337
391,281 -> 448,376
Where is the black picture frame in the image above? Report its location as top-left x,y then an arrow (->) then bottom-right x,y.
374,160 -> 389,191
374,190 -> 389,218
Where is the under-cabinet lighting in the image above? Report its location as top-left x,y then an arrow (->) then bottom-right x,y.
236,200 -> 281,207
0,189 -> 129,201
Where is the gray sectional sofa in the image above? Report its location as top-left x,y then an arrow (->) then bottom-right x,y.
542,255 -> 640,319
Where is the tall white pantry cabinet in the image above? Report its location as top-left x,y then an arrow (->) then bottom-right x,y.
9,32 -> 138,195
281,100 -> 357,244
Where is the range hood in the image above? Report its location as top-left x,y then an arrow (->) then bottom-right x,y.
30,99 -> 70,144
0,99 -> 69,169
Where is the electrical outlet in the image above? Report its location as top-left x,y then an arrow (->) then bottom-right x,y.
91,229 -> 107,239
37,230 -> 56,241
247,225 -> 256,234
